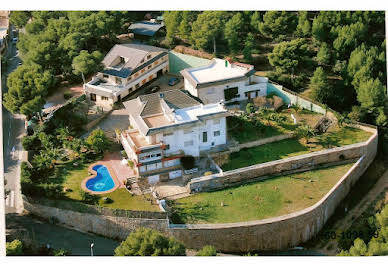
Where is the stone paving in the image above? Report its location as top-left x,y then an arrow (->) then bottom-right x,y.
101,152 -> 136,188
153,178 -> 190,200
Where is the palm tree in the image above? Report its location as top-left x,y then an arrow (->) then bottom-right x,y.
294,124 -> 315,144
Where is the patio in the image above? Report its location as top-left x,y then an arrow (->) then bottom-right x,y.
100,152 -> 136,188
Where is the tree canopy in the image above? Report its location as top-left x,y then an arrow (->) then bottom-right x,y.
3,64 -> 54,117
114,228 -> 186,256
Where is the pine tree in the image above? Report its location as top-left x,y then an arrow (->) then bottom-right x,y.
316,42 -> 331,65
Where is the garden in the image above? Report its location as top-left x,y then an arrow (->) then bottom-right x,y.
223,105 -> 372,171
20,98 -> 158,212
169,163 -> 354,224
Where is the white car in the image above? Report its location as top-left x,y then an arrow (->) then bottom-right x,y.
12,37 -> 18,43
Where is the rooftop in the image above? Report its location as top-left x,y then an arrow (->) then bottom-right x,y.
180,58 -> 255,88
123,90 -> 228,136
128,21 -> 164,37
101,43 -> 167,78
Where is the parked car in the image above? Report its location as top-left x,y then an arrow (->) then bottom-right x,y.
168,77 -> 180,86
12,37 -> 18,44
145,86 -> 160,94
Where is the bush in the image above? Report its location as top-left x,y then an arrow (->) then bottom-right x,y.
121,150 -> 127,157
102,197 -> 113,204
39,183 -> 64,199
80,190 -> 100,205
181,156 -> 195,170
6,239 -> 23,255
63,90 -> 73,100
86,129 -> 110,154
196,245 -> 217,256
114,227 -> 186,256
127,160 -> 134,169
22,134 -> 41,151
246,103 -> 255,114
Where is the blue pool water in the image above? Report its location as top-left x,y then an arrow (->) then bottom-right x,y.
86,165 -> 115,192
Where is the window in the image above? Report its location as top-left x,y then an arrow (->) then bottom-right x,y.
154,60 -> 159,65
163,132 -> 173,137
184,140 -> 193,147
202,132 -> 208,143
127,76 -> 132,81
115,77 -> 122,85
147,55 -> 151,60
141,79 -> 146,85
140,58 -> 144,63
103,74 -> 109,79
90,93 -> 96,102
135,84 -> 140,89
147,65 -> 152,70
213,119 -> 220,125
214,131 -> 220,137
141,69 -> 145,73
101,96 -> 109,101
224,87 -> 239,101
135,73 -> 139,77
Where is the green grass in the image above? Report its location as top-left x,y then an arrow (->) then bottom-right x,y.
221,126 -> 372,171
227,115 -> 293,143
60,162 -> 160,212
170,163 -> 354,224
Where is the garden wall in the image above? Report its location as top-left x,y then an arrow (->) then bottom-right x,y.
168,154 -> 373,252
23,196 -> 169,240
187,126 -> 377,193
22,125 -> 377,251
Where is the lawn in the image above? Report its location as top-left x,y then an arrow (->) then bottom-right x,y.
221,126 -> 372,171
60,162 -> 160,212
227,114 -> 295,143
170,163 -> 354,224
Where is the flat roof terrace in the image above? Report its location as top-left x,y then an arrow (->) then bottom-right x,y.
187,59 -> 250,84
143,114 -> 173,128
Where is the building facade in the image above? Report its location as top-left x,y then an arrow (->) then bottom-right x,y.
180,58 -> 268,104
120,90 -> 228,184
84,43 -> 169,107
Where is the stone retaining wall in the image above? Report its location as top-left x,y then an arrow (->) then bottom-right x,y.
23,197 -> 169,240
237,133 -> 294,149
168,154 -> 374,252
188,125 -> 377,193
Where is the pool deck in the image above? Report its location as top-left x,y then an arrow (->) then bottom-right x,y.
81,152 -> 136,194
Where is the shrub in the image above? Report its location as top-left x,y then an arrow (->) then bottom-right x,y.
6,239 -> 23,255
246,103 -> 255,114
63,90 -> 73,100
80,190 -> 100,205
196,245 -> 217,256
121,150 -> 127,157
22,134 -> 41,151
181,156 -> 195,170
86,129 -> 110,154
127,160 -> 134,169
114,227 -> 186,256
39,183 -> 64,199
102,197 -> 113,204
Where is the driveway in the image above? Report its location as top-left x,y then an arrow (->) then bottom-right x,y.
143,73 -> 184,93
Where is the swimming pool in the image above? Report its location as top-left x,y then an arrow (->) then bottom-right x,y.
86,164 -> 115,192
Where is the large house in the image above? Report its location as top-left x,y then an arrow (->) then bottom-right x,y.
84,43 -> 169,107
120,89 -> 228,184
180,58 -> 268,104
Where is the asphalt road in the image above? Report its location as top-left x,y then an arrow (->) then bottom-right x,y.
2,27 -> 25,214
6,214 -> 120,256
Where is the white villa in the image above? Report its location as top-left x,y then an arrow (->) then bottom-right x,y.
120,89 -> 228,184
180,58 -> 268,104
84,43 -> 169,107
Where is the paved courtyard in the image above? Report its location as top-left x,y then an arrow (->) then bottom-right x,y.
153,178 -> 190,200
101,152 -> 136,188
87,108 -> 130,138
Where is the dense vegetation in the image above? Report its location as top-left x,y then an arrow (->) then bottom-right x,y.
114,228 -> 186,256
339,203 -> 388,256
163,11 -> 387,129
5,11 -> 145,117
20,96 -> 110,201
